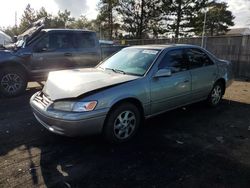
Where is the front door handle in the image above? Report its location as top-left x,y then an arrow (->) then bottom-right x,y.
64,53 -> 72,57
183,80 -> 190,83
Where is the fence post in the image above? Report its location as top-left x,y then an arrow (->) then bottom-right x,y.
236,36 -> 243,78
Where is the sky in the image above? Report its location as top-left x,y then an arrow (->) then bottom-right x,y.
0,0 -> 249,28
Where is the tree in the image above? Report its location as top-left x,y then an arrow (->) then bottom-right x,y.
192,2 -> 234,36
162,0 -> 211,39
18,4 -> 36,33
117,0 -> 163,39
67,16 -> 92,29
98,0 -> 119,40
36,7 -> 55,29
1,27 -> 19,38
51,10 -> 75,28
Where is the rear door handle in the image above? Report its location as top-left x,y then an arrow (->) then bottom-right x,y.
64,53 -> 72,57
183,80 -> 190,83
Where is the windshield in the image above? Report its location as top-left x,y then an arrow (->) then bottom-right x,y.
99,48 -> 160,76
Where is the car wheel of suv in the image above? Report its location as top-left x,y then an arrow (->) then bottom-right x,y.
103,102 -> 141,143
207,82 -> 224,107
0,68 -> 27,97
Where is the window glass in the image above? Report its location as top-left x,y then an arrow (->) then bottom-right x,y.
99,48 -> 159,76
186,48 -> 214,69
49,33 -> 73,49
73,33 -> 96,48
34,35 -> 49,51
34,33 -> 73,52
158,49 -> 187,73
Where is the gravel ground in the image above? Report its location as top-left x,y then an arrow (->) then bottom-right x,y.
0,81 -> 250,188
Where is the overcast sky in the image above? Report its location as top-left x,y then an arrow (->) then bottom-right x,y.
0,0 -> 249,28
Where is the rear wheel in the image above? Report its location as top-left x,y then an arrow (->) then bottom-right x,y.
207,82 -> 224,107
0,68 -> 27,97
103,103 -> 141,143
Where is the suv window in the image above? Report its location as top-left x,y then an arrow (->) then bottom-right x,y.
73,32 -> 96,48
185,48 -> 214,69
34,35 -> 49,51
49,33 -> 74,49
158,49 -> 188,73
34,33 -> 74,52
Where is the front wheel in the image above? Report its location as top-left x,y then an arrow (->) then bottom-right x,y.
207,82 -> 224,107
0,68 -> 27,97
103,103 -> 141,143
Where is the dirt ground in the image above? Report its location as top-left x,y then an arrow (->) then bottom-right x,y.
0,81 -> 250,188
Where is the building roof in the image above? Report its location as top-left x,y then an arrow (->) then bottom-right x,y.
226,28 -> 250,36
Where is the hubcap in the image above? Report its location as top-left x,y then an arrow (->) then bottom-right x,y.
114,110 -> 136,139
211,85 -> 222,105
1,73 -> 22,94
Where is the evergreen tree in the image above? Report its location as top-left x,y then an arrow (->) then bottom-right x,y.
117,0 -> 163,39
18,4 -> 36,33
191,1 -> 234,36
98,0 -> 119,39
53,10 -> 75,28
67,15 -> 92,30
162,0 -> 210,39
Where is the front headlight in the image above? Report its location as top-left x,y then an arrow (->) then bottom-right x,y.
52,101 -> 97,112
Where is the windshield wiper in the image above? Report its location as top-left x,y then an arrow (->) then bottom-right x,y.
105,68 -> 126,74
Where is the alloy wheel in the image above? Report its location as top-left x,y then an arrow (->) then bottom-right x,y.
211,85 -> 222,105
113,110 -> 136,140
1,73 -> 23,94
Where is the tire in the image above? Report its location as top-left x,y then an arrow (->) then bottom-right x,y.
103,103 -> 141,143
0,68 -> 28,97
207,82 -> 224,107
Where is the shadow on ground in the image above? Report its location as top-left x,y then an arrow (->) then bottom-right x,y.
0,88 -> 250,188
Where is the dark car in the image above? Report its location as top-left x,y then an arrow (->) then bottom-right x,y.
0,19 -> 124,97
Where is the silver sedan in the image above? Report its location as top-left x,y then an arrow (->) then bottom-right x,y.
30,44 -> 233,143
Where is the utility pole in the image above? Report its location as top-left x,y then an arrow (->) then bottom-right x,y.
175,0 -> 182,40
201,9 -> 207,48
15,11 -> 17,28
108,0 -> 113,40
139,0 -> 145,39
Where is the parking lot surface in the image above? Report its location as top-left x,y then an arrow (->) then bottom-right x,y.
0,81 -> 250,188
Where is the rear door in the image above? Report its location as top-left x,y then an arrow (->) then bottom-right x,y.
71,32 -> 101,68
150,49 -> 192,114
185,48 -> 218,100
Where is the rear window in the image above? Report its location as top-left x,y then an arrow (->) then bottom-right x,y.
73,32 -> 96,48
185,48 -> 214,69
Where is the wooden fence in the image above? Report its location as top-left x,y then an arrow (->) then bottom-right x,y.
117,35 -> 250,78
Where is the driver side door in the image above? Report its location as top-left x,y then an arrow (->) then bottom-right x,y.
30,32 -> 74,79
150,49 -> 192,114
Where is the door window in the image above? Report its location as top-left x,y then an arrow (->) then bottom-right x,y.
33,35 -> 49,52
158,49 -> 188,73
73,32 -> 96,48
49,33 -> 74,49
34,33 -> 73,52
185,48 -> 214,69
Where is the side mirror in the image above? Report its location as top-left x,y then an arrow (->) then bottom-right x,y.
154,68 -> 172,78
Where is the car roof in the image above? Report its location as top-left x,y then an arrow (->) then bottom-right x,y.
42,29 -> 95,33
127,44 -> 202,50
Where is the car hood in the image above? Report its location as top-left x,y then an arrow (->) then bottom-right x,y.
0,49 -> 14,60
43,68 -> 140,101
